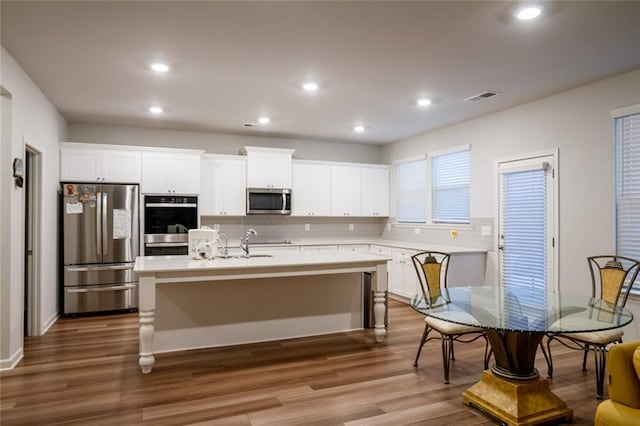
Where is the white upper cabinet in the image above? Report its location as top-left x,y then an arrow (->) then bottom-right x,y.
245,146 -> 295,188
331,166 -> 361,216
200,155 -> 246,216
361,166 -> 389,216
60,144 -> 141,183
141,151 -> 202,194
292,162 -> 331,216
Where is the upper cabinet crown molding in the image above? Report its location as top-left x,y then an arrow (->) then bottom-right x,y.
243,146 -> 296,156
60,141 -> 204,155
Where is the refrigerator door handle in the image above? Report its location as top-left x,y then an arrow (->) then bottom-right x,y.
102,192 -> 108,255
66,264 -> 134,272
67,284 -> 137,293
96,191 -> 102,255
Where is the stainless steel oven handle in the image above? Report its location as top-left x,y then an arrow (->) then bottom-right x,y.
145,203 -> 197,208
66,264 -> 134,272
67,284 -> 137,293
145,242 -> 189,247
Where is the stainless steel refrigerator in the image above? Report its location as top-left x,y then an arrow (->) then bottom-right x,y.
61,183 -> 139,315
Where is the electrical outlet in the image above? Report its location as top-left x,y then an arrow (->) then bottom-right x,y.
305,224 -> 311,231
349,223 -> 354,231
481,225 -> 492,236
414,228 -> 420,235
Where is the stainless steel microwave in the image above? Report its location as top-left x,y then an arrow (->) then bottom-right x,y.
246,188 -> 291,215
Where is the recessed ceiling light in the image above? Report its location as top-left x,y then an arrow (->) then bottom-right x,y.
515,6 -> 542,20
302,81 -> 319,92
353,125 -> 365,133
417,98 -> 432,107
258,116 -> 271,124
150,62 -> 170,73
149,106 -> 163,114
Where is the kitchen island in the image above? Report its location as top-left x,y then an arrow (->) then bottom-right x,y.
134,251 -> 389,373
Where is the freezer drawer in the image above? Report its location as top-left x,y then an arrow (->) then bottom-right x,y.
64,263 -> 137,287
64,283 -> 138,315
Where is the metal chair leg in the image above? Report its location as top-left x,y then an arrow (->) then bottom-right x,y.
442,335 -> 453,384
413,324 -> 431,367
593,346 -> 606,399
546,335 -> 554,378
450,340 -> 455,360
582,344 -> 590,371
539,338 -> 551,378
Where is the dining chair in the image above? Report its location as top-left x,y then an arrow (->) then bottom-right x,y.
411,251 -> 490,384
543,255 -> 640,399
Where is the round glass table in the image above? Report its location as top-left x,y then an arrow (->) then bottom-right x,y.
410,286 -> 634,425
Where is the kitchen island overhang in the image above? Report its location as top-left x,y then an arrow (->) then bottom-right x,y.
134,252 -> 389,374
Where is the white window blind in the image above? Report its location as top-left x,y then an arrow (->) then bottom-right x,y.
396,158 -> 426,223
431,147 -> 470,224
616,112 -> 640,263
500,166 -> 547,321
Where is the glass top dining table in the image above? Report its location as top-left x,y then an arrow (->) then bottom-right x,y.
410,286 -> 633,381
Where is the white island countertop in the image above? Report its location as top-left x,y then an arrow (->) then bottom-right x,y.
134,250 -> 392,274
135,250 -> 390,373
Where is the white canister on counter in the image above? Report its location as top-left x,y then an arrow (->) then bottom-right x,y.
188,228 -> 219,259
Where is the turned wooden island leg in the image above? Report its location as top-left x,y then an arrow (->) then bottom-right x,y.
372,263 -> 388,343
138,275 -> 156,374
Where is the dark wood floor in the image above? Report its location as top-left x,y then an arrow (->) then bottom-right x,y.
1,300 -> 602,425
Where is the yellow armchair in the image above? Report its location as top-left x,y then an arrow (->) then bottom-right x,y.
595,341 -> 640,425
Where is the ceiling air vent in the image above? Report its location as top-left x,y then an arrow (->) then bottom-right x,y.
464,91 -> 499,103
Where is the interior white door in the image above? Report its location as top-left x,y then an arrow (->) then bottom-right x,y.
498,153 -> 557,313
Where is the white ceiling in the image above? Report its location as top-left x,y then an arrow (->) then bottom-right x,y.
2,1 -> 640,145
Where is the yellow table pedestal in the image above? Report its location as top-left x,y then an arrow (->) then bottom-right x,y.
462,371 -> 573,426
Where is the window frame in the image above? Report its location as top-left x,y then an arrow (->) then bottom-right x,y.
394,154 -> 427,224
428,144 -> 471,225
613,104 -> 640,295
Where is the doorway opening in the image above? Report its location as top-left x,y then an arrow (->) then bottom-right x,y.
24,145 -> 42,336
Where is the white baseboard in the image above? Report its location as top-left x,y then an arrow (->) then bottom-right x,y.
0,346 -> 23,371
41,312 -> 59,335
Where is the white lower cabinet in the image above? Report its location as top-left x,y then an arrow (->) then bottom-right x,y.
338,244 -> 370,253
389,248 -> 420,299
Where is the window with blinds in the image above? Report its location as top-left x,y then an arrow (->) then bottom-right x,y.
499,162 -> 549,323
396,157 -> 426,223
616,112 -> 640,269
431,147 -> 470,224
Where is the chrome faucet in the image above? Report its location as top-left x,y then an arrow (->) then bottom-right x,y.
218,232 -> 229,258
240,228 -> 257,258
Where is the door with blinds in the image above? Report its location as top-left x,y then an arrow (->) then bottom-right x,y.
498,153 -> 557,323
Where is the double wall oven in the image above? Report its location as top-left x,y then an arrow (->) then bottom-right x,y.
144,195 -> 198,256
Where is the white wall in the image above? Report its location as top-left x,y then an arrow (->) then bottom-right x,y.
68,123 -> 383,164
381,68 -> 640,338
0,47 -> 68,368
